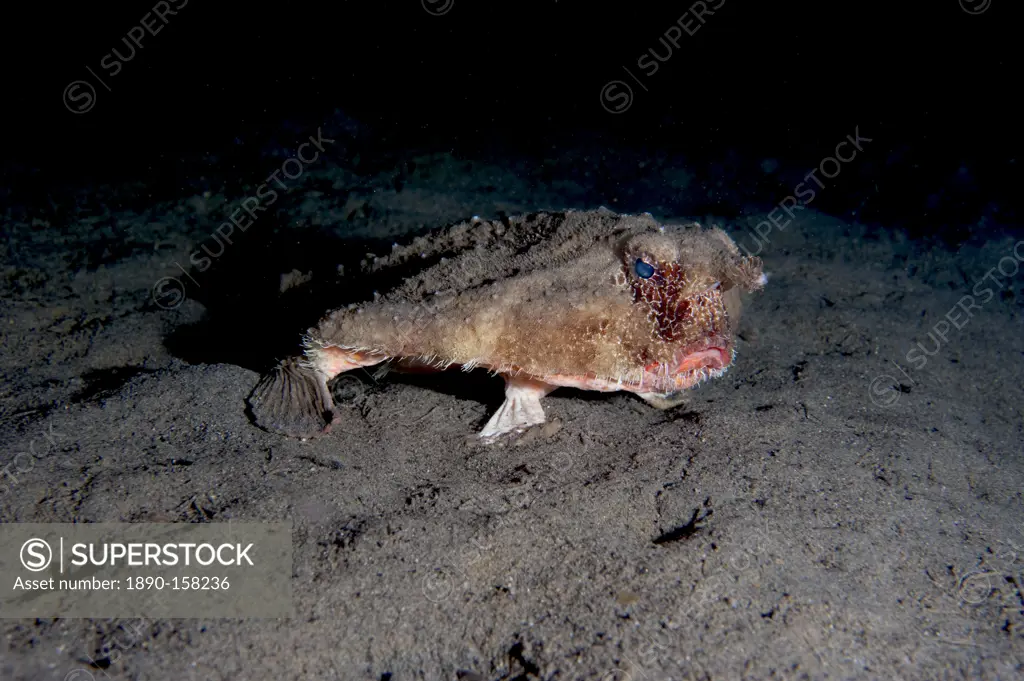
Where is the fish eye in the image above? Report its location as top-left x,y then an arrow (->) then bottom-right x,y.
634,259 -> 655,279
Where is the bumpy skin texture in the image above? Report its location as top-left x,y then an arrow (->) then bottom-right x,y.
305,209 -> 764,394
250,209 -> 765,439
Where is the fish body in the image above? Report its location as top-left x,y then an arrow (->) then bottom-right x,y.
248,209 -> 765,441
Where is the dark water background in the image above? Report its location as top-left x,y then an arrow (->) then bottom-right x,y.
3,0 -> 1020,242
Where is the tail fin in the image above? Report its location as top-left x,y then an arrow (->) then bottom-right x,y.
248,358 -> 335,438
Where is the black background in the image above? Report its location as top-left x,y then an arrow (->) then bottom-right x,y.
3,0 -> 1021,234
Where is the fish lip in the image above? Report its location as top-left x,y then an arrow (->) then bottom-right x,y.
671,336 -> 733,373
632,336 -> 732,394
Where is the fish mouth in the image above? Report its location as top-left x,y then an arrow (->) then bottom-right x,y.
630,336 -> 734,394
670,337 -> 733,375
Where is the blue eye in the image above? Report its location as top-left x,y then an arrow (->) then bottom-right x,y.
634,259 -> 655,279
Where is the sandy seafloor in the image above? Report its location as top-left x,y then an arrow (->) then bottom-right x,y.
1,123 -> 1022,680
